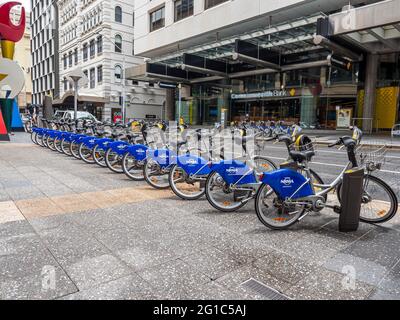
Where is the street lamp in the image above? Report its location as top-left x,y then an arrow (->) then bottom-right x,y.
67,68 -> 87,120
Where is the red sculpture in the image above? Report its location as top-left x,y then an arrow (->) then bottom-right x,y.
0,2 -> 25,43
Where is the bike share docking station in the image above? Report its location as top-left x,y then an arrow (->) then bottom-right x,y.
279,132 -> 365,233
335,167 -> 364,232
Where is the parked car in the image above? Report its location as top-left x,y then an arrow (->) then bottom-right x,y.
54,110 -> 99,122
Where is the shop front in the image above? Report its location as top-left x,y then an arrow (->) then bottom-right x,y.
229,89 -> 357,129
177,65 -> 359,129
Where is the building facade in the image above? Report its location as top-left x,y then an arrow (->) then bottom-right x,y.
30,0 -> 60,107
11,7 -> 33,110
130,0 -> 400,131
55,0 -> 165,121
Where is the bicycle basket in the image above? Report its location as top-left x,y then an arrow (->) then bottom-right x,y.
357,141 -> 388,171
291,134 -> 316,152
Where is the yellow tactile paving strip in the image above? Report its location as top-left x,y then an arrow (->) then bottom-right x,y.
0,186 -> 173,221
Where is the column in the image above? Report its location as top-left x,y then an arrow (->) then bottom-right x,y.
300,96 -> 318,126
165,88 -> 176,121
362,54 -> 379,133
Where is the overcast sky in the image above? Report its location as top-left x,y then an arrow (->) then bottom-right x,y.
0,0 -> 31,11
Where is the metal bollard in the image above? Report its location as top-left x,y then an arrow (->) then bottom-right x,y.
338,167 -> 364,232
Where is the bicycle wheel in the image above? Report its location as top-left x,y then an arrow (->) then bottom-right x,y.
122,152 -> 145,181
47,136 -> 56,151
105,149 -> 124,173
31,131 -> 38,145
25,121 -> 32,133
92,145 -> 107,167
337,175 -> 398,223
61,138 -> 72,156
255,183 -> 305,230
79,143 -> 95,164
169,164 -> 205,200
41,134 -> 48,148
205,171 -> 252,212
70,140 -> 81,159
253,156 -> 277,175
143,159 -> 170,189
54,137 -> 63,153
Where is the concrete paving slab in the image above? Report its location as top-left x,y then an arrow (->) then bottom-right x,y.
285,267 -> 375,300
138,259 -> 211,299
37,221 -> 111,266
0,201 -> 25,223
59,273 -> 156,300
0,266 -> 78,300
64,254 -> 131,290
180,246 -> 242,280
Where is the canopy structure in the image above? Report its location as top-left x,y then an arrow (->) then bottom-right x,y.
53,91 -> 109,105
126,12 -> 365,85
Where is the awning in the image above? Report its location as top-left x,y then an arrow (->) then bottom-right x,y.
53,91 -> 109,105
126,14 -> 341,85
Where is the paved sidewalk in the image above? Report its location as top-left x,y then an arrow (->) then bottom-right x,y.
0,133 -> 400,300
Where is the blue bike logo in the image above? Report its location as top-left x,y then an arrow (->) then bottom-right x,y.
281,177 -> 294,187
226,167 -> 239,175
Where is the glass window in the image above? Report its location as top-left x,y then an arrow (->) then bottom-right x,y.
74,48 -> 78,65
90,39 -> 95,58
115,65 -> 122,82
97,35 -> 103,54
174,0 -> 193,22
132,11 -> 135,26
68,51 -> 72,67
205,0 -> 228,10
83,43 -> 88,61
115,6 -> 122,23
149,6 -> 165,32
90,68 -> 95,88
97,65 -> 103,84
83,70 -> 88,88
115,34 -> 122,53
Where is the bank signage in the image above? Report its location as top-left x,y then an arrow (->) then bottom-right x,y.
231,89 -> 295,100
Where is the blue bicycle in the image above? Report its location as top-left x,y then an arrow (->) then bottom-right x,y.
254,127 -> 398,229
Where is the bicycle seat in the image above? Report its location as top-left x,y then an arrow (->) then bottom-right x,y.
127,133 -> 140,140
278,135 -> 292,145
289,150 -> 315,163
341,136 -> 357,148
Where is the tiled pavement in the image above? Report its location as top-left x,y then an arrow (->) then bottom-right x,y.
1,133 -> 400,300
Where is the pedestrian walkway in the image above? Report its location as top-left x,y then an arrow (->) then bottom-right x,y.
0,133 -> 399,300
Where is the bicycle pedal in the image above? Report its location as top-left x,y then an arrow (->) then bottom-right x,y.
333,205 -> 341,214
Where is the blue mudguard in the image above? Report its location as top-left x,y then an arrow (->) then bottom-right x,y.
126,144 -> 149,162
211,160 -> 257,185
147,148 -> 177,169
177,154 -> 211,176
109,141 -> 130,155
261,169 -> 314,200
94,138 -> 113,151
82,136 -> 98,148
